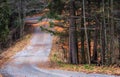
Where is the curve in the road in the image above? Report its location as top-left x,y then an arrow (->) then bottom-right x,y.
0,17 -> 119,77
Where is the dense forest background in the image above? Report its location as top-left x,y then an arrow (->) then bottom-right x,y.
0,0 -> 45,51
0,0 -> 120,66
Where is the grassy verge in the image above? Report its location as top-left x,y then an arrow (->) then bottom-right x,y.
50,59 -> 120,76
0,34 -> 32,68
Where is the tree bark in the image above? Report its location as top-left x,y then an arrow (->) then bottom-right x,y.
101,0 -> 106,65
81,19 -> 86,64
69,0 -> 78,64
82,0 -> 91,64
92,28 -> 98,63
119,35 -> 120,59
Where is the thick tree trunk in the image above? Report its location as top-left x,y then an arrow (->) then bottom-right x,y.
69,0 -> 78,64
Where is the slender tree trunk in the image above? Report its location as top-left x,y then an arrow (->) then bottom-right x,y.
101,0 -> 106,65
88,30 -> 91,60
69,0 -> 78,64
82,0 -> 91,64
20,0 -> 24,36
119,35 -> 120,59
87,2 -> 91,63
18,0 -> 22,38
92,28 -> 98,63
81,19 -> 86,64
93,15 -> 101,64
110,0 -> 115,64
106,0 -> 111,65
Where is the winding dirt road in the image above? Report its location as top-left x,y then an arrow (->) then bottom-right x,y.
0,17 -> 119,77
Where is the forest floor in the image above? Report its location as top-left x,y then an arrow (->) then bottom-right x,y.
46,36 -> 120,76
0,14 -> 120,77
